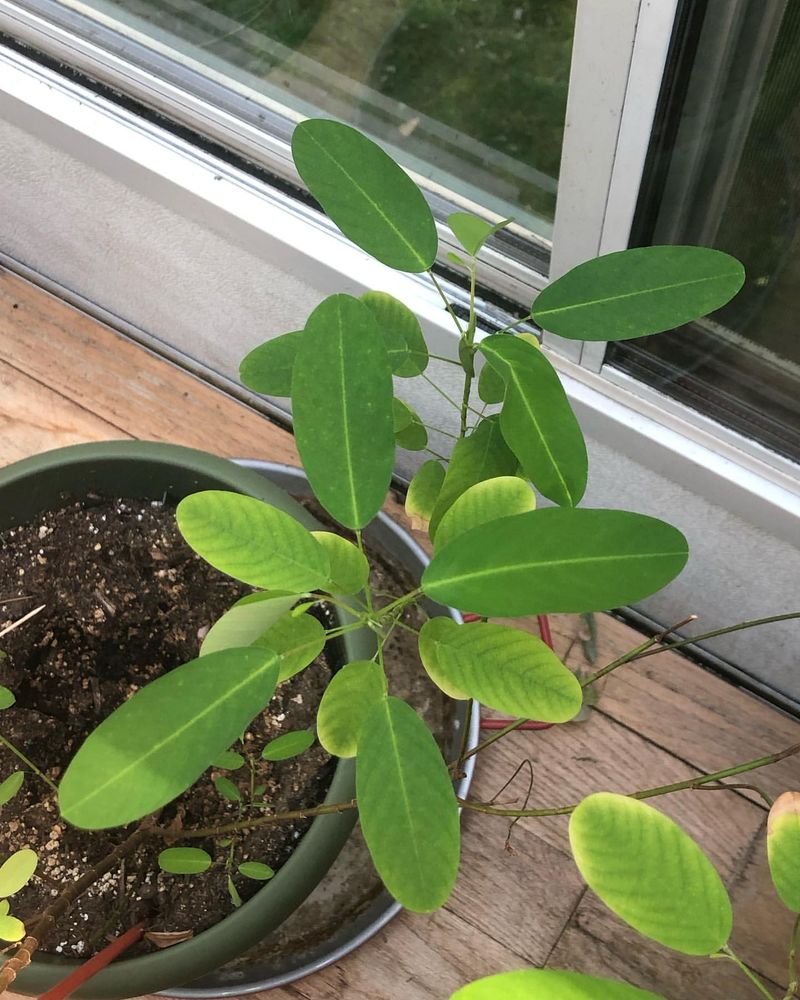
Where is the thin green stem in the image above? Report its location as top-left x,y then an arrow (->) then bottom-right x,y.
721,946 -> 776,999
490,316 -> 533,336
377,587 -> 423,620
167,799 -> 359,839
458,262 -> 478,438
633,611 -> 800,662
0,734 -> 57,793
424,424 -> 459,440
580,614 -> 697,688
428,270 -> 465,336
428,352 -> 462,366
458,717 -> 528,766
421,372 -> 483,418
785,913 -> 800,999
424,446 -> 448,462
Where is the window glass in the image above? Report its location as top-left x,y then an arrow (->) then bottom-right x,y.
58,0 -> 577,241
614,0 -> 800,461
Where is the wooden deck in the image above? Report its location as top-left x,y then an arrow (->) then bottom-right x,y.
1,267 -> 799,1000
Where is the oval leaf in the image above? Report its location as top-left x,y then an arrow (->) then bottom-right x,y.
448,212 -> 512,257
239,330 -> 304,397
419,618 -> 582,722
480,335 -> 587,506
212,750 -> 245,771
451,969 -> 666,1000
293,294 -> 395,529
434,476 -> 535,551
569,792 -> 732,955
768,791 -> 800,911
158,847 -> 213,875
430,415 -> 518,538
253,612 -> 326,683
238,861 -> 275,881
0,849 -> 37,897
311,531 -> 369,595
214,775 -> 242,802
361,291 -> 427,376
177,492 -> 329,592
292,119 -> 437,272
0,773 -> 24,809
405,460 -> 445,531
423,507 -> 688,617
357,696 -> 460,912
0,916 -> 25,943
262,729 -> 315,761
59,648 -> 280,829
317,659 -> 388,758
477,361 -> 505,404
0,687 -> 15,710
201,591 -> 300,656
532,245 -> 745,342
394,399 -> 428,451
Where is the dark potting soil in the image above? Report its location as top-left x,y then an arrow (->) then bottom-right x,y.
0,497 -> 335,958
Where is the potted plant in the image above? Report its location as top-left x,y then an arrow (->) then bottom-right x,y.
0,119 -> 797,999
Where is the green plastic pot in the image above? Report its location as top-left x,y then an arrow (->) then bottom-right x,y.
0,440 -> 371,1000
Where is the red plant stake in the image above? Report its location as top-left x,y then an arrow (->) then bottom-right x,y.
38,921 -> 146,1000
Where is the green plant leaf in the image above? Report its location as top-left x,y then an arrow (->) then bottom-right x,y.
0,687 -> 15,710
356,696 -> 459,912
293,294 -> 395,529
447,251 -> 467,268
227,876 -> 243,908
434,476 -> 535,551
569,792 -> 732,954
158,847 -> 213,875
480,335 -> 587,506
419,618 -> 582,721
405,460 -> 445,531
448,212 -> 512,256
317,659 -> 387,757
531,245 -> 745,342
361,291 -> 428,376
394,399 -> 428,451
292,119 -> 437,272
429,415 -> 518,538
311,531 -> 369,595
239,330 -> 304,397
212,750 -> 245,771
477,361 -> 505,404
59,647 -> 280,829
0,773 -> 24,808
214,775 -> 242,802
0,916 -> 25,943
178,491 -> 330,592
262,729 -> 315,761
0,901 -> 8,916
767,791 -> 800,911
451,969 -> 666,999
201,591 -> 301,656
238,861 -> 275,881
0,849 -> 37,896
253,611 -> 326,683
423,507 -> 688,616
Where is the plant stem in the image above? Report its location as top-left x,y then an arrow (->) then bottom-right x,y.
580,614 -> 697,688
421,372 -> 483,418
165,798 -> 359,839
632,611 -> 800,662
457,717 -> 528,766
458,743 -> 800,819
376,587 -> 423,620
720,945 -> 777,999
0,734 -> 58,793
428,353 -> 462,366
427,270 -> 465,336
490,316 -> 533,336
785,914 -> 800,999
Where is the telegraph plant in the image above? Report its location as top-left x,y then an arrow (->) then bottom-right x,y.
2,120 -> 799,998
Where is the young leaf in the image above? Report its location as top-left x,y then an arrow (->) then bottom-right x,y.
0,772 -> 24,808
422,507 -> 688,617
59,648 -> 280,829
0,916 -> 25,943
429,415 -> 518,537
239,330 -> 304,397
200,591 -> 300,656
394,400 -> 428,451
262,729 -> 315,761
361,291 -> 428,376
0,849 -> 37,896
177,492 -> 329,592
448,212 -> 512,257
531,245 -> 745,341
0,901 -> 8,916
253,611 -> 325,682
311,531 -> 369,595
451,969 -> 666,999
434,476 -> 535,551
418,618 -> 582,722
477,361 -> 505,404
446,251 -> 467,268
212,750 -> 245,771
292,119 -> 438,273
405,460 -> 445,531
0,686 -> 15,710
767,791 -> 800,911
158,847 -> 213,875
392,397 -> 414,433
213,775 -> 242,802
293,294 -> 395,529
227,875 -> 243,908
356,696 -> 460,912
480,335 -> 587,506
238,861 -> 275,881
317,660 -> 387,758
569,792 -> 732,955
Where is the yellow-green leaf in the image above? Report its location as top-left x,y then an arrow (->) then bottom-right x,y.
253,611 -> 325,682
311,531 -> 369,595
158,847 -> 213,875
434,476 -> 535,551
0,849 -> 37,897
767,791 -> 800,911
362,291 -> 427,376
262,729 -> 315,761
0,687 -> 15,710
0,915 -> 25,943
317,660 -> 387,757
238,861 -> 275,881
201,591 -> 300,656
405,460 -> 445,531
0,773 -> 24,809
451,969 -> 665,1000
448,212 -> 512,257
